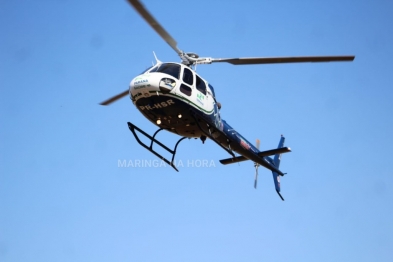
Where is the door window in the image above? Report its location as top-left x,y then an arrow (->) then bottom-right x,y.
196,75 -> 206,95
183,67 -> 194,86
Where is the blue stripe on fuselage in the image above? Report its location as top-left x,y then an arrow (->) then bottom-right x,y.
221,120 -> 259,154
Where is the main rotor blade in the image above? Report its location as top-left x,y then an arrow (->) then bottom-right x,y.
127,0 -> 182,56
211,55 -> 355,65
100,90 -> 129,106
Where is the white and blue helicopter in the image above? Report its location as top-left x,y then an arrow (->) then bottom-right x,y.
101,0 -> 355,200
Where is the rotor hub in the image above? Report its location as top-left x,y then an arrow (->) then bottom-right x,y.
186,52 -> 199,59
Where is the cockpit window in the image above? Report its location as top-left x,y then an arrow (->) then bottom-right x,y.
196,75 -> 207,95
150,63 -> 181,79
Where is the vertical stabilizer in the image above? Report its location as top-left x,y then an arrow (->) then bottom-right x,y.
272,171 -> 284,201
272,135 -> 286,201
273,135 -> 285,168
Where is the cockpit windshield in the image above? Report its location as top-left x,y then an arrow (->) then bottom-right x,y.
149,63 -> 181,79
140,65 -> 154,74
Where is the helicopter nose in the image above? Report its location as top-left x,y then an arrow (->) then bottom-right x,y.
130,74 -> 178,98
131,73 -> 176,101
130,74 -> 158,96
131,75 -> 151,90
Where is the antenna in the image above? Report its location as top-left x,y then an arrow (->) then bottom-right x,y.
152,51 -> 161,64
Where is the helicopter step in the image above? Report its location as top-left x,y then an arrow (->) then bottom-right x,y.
127,122 -> 187,172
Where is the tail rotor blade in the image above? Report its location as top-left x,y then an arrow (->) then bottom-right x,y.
254,139 -> 260,188
254,164 -> 259,189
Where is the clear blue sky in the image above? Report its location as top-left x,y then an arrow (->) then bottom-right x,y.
1,0 -> 392,261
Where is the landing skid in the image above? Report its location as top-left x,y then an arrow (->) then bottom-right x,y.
127,122 -> 187,171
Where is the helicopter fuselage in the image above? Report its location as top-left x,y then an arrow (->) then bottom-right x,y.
128,62 -> 286,174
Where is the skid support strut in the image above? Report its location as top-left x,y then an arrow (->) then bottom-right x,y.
127,122 -> 187,171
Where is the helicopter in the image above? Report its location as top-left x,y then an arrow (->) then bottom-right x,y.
100,0 -> 355,200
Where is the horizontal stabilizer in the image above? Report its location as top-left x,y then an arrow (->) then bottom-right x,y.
219,155 -> 247,165
219,147 -> 291,165
258,147 -> 291,158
